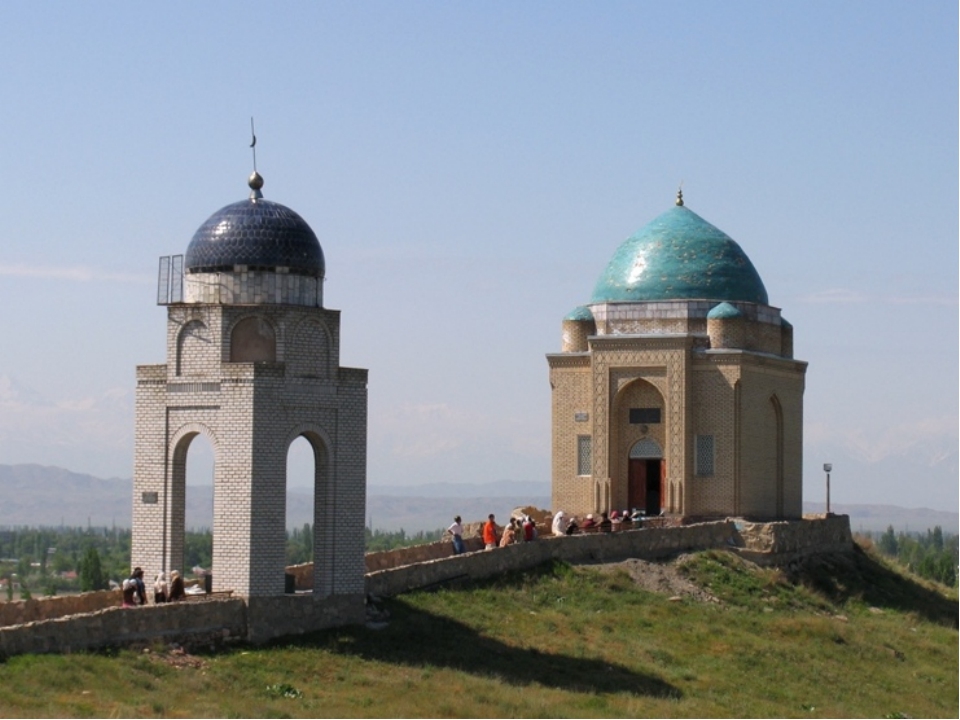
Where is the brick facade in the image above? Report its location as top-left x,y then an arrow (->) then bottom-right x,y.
549,303 -> 806,520
134,265 -> 368,602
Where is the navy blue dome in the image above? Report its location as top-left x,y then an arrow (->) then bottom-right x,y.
185,198 -> 324,278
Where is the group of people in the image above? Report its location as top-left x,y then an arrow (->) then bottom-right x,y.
491,514 -> 538,549
121,567 -> 186,607
552,508 -> 647,536
445,507 -> 653,555
445,513 -> 540,554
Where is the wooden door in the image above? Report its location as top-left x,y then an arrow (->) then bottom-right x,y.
628,458 -> 646,512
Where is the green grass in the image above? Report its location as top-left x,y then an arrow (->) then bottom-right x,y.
0,546 -> 955,718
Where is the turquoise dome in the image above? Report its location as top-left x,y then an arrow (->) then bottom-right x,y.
590,205 -> 768,305
707,302 -> 742,319
564,305 -> 594,322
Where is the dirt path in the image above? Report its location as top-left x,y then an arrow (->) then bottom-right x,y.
588,557 -> 719,603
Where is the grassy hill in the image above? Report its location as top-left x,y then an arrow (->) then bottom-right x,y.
0,543 -> 956,718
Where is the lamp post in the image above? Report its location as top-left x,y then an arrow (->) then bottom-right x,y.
823,463 -> 832,515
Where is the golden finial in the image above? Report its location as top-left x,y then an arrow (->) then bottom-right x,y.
675,182 -> 684,207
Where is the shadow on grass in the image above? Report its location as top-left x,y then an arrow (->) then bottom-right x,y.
789,545 -> 958,627
285,597 -> 680,699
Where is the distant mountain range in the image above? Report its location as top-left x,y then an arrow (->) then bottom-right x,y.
1,464 -> 956,535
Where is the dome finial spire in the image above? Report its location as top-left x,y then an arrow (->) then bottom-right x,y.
248,117 -> 263,200
675,182 -> 684,207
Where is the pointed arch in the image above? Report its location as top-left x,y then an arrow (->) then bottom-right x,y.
284,423 -> 335,596
629,437 -> 663,459
229,315 -> 277,362
167,422 -> 220,583
770,394 -> 785,518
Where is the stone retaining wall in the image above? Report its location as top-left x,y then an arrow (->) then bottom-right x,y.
366,520 -> 737,597
0,598 -> 247,659
365,515 -> 853,597
736,514 -> 852,564
284,537 -> 487,589
245,593 -> 365,644
0,590 -> 122,627
364,537 -> 485,572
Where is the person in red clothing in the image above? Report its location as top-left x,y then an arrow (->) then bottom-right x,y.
522,515 -> 536,542
482,514 -> 499,550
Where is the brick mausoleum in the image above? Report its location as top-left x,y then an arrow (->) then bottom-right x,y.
548,190 -> 807,521
132,170 -> 367,611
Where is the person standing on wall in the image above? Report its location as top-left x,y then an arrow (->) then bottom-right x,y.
483,514 -> 499,550
448,515 -> 466,555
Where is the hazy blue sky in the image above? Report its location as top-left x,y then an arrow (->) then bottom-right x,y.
0,2 -> 956,510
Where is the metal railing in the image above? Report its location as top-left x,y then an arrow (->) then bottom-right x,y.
157,255 -> 184,305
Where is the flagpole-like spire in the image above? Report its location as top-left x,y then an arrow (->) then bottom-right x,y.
250,117 -> 258,172
248,117 -> 263,200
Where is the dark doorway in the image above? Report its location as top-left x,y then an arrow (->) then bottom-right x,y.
628,458 -> 662,515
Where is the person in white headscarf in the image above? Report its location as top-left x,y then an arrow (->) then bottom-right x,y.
153,571 -> 168,604
552,511 -> 569,537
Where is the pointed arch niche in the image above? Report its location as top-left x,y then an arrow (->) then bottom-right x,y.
612,377 -> 666,513
168,426 -> 217,585
283,425 -> 335,597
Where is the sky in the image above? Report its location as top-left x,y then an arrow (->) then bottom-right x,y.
0,2 -> 956,511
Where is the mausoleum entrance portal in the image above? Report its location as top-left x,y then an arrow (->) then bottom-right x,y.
628,439 -> 663,515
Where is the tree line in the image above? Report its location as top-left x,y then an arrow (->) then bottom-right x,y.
867,525 -> 958,587
0,524 -> 441,598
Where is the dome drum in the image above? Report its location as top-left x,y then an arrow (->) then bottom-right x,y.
707,305 -> 746,350
561,306 -> 596,352
561,318 -> 594,353
183,268 -> 322,308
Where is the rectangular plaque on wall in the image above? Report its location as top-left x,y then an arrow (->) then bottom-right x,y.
574,412 -> 589,422
141,492 -> 159,504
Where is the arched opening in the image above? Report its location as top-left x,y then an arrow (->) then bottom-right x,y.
170,431 -> 215,594
628,437 -> 663,516
285,436 -> 316,593
613,378 -> 667,514
770,395 -> 785,518
230,316 -> 276,362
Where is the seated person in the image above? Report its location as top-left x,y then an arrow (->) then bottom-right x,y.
168,570 -> 186,601
580,513 -> 597,531
598,511 -> 612,533
551,511 -> 569,536
499,519 -> 517,547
